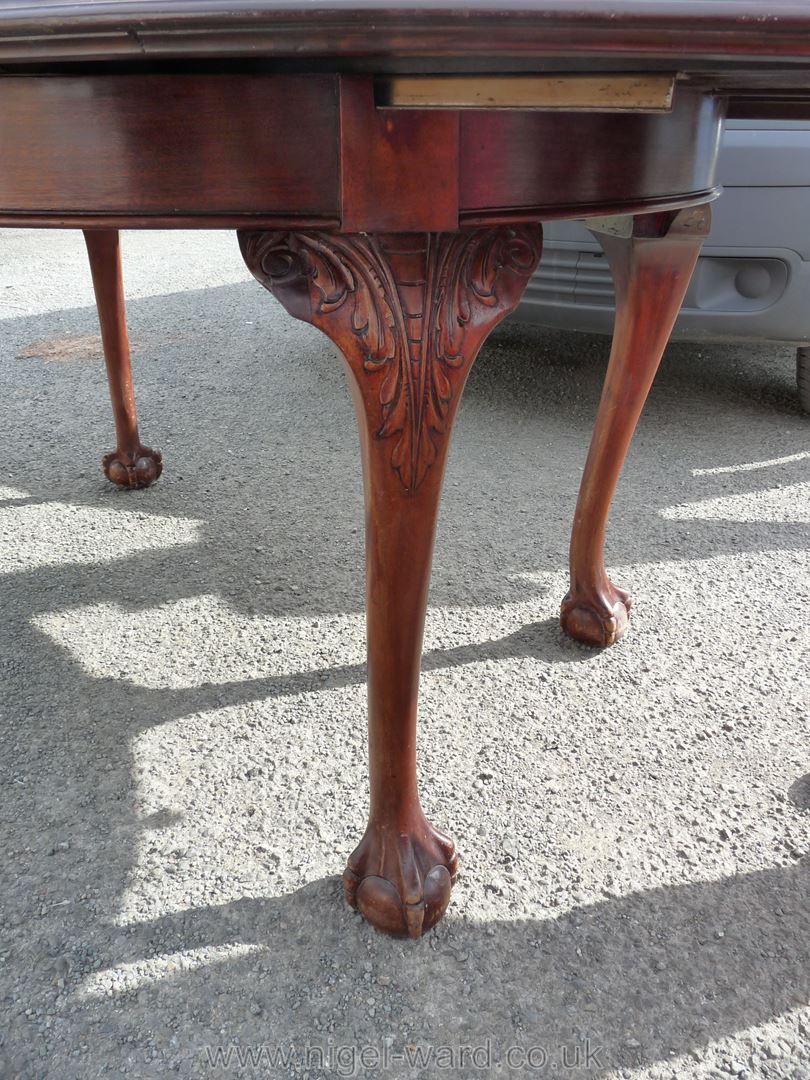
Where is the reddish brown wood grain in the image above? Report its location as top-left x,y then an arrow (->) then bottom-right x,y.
84,229 -> 162,488
239,225 -> 542,937
560,205 -> 711,647
0,74 -> 725,229
2,2 -> 810,87
340,75 -> 459,233
460,90 -> 723,217
0,74 -> 340,216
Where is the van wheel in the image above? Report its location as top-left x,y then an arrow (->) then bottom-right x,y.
798,347 -> 810,414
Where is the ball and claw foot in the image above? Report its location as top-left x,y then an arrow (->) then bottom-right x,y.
103,447 -> 163,490
560,583 -> 632,648
343,816 -> 459,939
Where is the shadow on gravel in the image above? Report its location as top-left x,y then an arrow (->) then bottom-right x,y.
1,282 -> 808,1077
788,774 -> 810,812
12,859 -> 808,1079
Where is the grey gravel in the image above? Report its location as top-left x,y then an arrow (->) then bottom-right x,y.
0,228 -> 808,1079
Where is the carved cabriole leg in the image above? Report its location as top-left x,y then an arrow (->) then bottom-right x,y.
83,230 -> 162,489
560,205 -> 711,647
239,227 -> 542,937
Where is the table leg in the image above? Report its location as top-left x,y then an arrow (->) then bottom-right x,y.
83,230 -> 162,489
560,205 -> 711,647
239,226 -> 542,936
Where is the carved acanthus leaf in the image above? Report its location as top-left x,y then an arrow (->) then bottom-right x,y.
239,226 -> 542,491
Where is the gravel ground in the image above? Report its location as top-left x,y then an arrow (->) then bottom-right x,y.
0,229 -> 808,1080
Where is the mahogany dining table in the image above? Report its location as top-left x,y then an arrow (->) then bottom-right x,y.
1,0 -> 809,939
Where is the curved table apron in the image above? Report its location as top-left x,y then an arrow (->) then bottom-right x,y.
3,70 -> 723,937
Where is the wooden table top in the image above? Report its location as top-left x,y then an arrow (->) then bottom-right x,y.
2,0 -> 810,90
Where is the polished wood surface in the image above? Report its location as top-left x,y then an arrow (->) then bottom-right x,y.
1,1 -> 810,91
560,205 -> 710,647
83,229 -> 162,488
239,226 -> 542,936
0,75 -> 724,228
458,90 -> 722,220
0,74 -> 339,218
339,75 -> 459,233
1,0 -> 807,939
